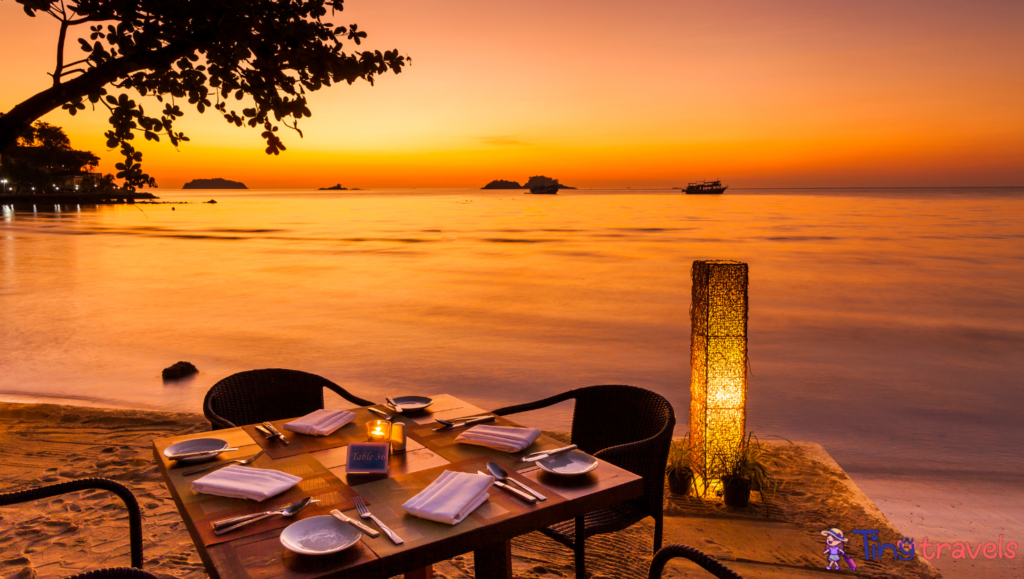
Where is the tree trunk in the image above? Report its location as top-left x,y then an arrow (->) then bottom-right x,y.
0,42 -> 194,153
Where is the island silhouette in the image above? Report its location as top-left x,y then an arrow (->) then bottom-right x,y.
182,178 -> 247,189
482,176 -> 576,190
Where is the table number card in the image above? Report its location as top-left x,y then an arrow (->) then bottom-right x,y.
346,442 -> 389,474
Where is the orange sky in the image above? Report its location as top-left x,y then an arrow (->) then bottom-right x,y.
2,0 -> 1023,189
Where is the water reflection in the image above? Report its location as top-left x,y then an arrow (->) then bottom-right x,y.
0,189 -> 1022,488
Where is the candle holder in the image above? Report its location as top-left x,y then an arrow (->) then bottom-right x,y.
367,420 -> 392,443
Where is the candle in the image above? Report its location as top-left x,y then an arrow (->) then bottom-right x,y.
390,422 -> 406,453
367,420 -> 391,443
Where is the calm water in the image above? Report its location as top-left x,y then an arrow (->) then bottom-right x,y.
2,188 -> 1022,536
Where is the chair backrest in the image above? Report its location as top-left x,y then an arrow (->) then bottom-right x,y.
570,385 -> 676,515
203,369 -> 374,429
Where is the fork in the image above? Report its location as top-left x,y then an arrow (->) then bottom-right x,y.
182,450 -> 265,476
354,496 -> 403,544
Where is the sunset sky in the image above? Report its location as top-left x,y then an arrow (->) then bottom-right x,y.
2,0 -> 1023,189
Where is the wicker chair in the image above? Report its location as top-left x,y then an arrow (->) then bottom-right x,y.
492,385 -> 675,579
0,478 -> 157,579
203,368 -> 375,429
648,544 -> 745,578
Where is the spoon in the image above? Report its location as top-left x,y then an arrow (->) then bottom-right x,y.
182,450 -> 265,476
487,462 -> 547,502
212,497 -> 318,535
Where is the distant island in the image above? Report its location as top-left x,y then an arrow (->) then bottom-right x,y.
319,184 -> 348,190
481,179 -> 522,190
481,176 -> 576,190
182,178 -> 247,189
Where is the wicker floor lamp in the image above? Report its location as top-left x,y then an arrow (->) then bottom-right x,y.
690,260 -> 748,485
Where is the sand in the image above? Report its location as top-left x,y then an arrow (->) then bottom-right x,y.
0,402 -> 967,579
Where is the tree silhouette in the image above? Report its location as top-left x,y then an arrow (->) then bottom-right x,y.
0,0 -> 407,190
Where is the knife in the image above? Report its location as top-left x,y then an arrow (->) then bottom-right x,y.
367,407 -> 392,420
330,509 -> 380,538
432,415 -> 495,431
261,422 -> 290,445
520,444 -> 578,463
477,471 -> 537,504
166,447 -> 239,460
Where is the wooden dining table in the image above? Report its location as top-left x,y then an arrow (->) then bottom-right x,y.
153,394 -> 643,579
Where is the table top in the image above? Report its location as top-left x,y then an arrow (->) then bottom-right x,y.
152,394 -> 643,579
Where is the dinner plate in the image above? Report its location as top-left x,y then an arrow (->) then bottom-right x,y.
280,515 -> 362,555
164,438 -> 229,464
536,449 -> 599,476
388,396 -> 433,413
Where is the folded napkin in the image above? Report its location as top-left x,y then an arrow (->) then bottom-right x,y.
282,409 -> 356,436
191,464 -> 301,502
402,471 -> 493,525
455,425 -> 541,453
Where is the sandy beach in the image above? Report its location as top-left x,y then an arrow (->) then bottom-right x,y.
0,401 -> 971,579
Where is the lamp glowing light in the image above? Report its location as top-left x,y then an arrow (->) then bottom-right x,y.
690,260 -> 748,483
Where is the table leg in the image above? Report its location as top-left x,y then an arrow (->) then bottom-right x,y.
475,540 -> 512,578
404,565 -> 433,579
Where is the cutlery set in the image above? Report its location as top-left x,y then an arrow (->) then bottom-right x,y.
211,496 -> 404,545
432,414 -> 495,431
256,422 -> 289,444
213,497 -> 318,535
166,447 -> 239,460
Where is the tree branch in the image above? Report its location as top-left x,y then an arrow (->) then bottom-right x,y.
53,19 -> 69,86
1,41 -> 195,152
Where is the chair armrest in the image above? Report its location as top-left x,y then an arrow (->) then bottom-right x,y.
491,389 -> 578,416
593,416 -> 673,465
0,478 -> 144,569
323,382 -> 375,408
203,389 -> 237,430
649,544 -> 745,579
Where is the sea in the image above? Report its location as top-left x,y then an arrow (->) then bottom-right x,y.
2,187 -> 1022,558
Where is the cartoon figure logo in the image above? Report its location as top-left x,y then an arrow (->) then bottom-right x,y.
821,528 -> 857,571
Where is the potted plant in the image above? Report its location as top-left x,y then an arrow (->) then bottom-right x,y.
712,432 -> 778,509
665,434 -> 693,496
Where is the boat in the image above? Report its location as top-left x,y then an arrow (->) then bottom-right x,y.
685,180 -> 728,195
528,184 -> 559,195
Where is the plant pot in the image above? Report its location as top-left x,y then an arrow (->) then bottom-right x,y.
667,470 -> 692,495
722,477 -> 752,507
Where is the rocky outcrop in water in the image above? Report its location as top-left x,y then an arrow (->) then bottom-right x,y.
481,176 -> 576,190
162,361 -> 198,380
481,179 -> 522,189
182,178 -> 247,189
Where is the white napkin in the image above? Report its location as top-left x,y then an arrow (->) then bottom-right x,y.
282,409 -> 357,436
191,464 -> 301,502
455,425 -> 541,453
402,471 -> 493,525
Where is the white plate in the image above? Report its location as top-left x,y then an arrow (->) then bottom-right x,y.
536,449 -> 599,476
388,396 -> 433,412
164,438 -> 229,464
280,515 -> 362,555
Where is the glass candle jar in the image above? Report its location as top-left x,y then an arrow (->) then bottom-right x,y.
366,420 -> 391,443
